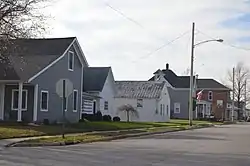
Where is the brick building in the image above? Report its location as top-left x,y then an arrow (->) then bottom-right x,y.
196,79 -> 231,120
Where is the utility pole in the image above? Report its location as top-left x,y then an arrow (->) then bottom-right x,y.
244,79 -> 247,119
232,67 -> 235,122
189,22 -> 195,126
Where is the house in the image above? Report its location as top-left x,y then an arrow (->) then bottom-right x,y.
150,63 -> 230,120
196,79 -> 231,120
149,64 -> 194,119
82,67 -> 116,117
0,37 -> 98,123
114,81 -> 170,122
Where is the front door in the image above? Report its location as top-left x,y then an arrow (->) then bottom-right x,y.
93,101 -> 96,114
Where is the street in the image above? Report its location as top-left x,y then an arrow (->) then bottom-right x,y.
0,124 -> 250,166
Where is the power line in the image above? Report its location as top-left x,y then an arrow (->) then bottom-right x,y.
103,1 -> 191,63
196,29 -> 250,51
104,2 -> 144,29
136,30 -> 190,60
103,1 -> 172,43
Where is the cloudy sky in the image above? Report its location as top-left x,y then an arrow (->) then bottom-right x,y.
45,0 -> 250,81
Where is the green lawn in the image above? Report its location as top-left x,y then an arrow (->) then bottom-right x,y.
0,120 -> 217,140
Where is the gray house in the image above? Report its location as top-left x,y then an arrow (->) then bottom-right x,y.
150,63 -> 230,120
149,64 -> 194,119
0,37 -> 95,123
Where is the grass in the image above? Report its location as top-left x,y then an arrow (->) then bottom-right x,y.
25,134 -> 105,143
0,119 -> 218,140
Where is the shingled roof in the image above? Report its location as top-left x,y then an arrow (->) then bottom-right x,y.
0,37 -> 76,81
83,67 -> 111,92
150,63 -> 230,90
115,81 -> 165,99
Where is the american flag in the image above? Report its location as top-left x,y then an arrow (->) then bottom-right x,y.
196,90 -> 203,101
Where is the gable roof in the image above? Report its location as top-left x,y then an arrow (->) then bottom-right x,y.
0,37 -> 76,81
149,69 -> 195,88
197,79 -> 230,90
83,67 -> 111,92
115,81 -> 165,99
150,69 -> 230,90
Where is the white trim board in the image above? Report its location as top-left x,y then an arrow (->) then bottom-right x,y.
33,84 -> 39,121
74,38 -> 89,66
27,38 -> 77,83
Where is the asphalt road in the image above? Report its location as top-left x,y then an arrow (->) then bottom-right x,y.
1,123 -> 250,166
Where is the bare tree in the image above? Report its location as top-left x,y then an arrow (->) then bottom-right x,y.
0,0 -> 51,58
117,104 -> 138,122
226,62 -> 250,112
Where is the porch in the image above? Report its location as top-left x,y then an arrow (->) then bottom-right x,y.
195,100 -> 212,119
81,92 -> 101,119
0,81 -> 37,122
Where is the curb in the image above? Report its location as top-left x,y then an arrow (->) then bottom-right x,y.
6,124 -> 213,148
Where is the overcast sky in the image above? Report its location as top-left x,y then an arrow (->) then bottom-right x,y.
46,0 -> 250,82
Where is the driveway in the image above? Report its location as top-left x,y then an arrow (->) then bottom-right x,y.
0,123 -> 250,166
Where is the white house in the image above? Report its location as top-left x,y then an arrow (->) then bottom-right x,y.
114,81 -> 171,122
82,67 -> 116,117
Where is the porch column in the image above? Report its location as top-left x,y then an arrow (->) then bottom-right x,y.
0,84 -> 5,120
33,84 -> 38,122
195,106 -> 198,119
17,82 -> 23,122
203,104 -> 205,118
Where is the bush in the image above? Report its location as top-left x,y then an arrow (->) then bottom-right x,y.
103,115 -> 112,122
43,119 -> 50,125
95,111 -> 103,121
113,116 -> 121,122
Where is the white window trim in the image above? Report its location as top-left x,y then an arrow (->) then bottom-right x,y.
208,91 -> 213,101
73,89 -> 78,112
40,90 -> 49,112
11,89 -> 28,111
68,51 -> 74,71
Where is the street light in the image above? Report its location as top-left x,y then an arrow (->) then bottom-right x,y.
188,22 -> 223,126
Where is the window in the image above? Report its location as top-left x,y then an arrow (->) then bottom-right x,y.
166,105 -> 169,116
73,90 -> 78,112
208,91 -> 213,101
104,101 -> 108,110
217,100 -> 223,108
163,104 -> 165,116
41,91 -> 49,111
11,89 -> 28,110
174,103 -> 180,113
68,51 -> 74,71
137,99 -> 143,108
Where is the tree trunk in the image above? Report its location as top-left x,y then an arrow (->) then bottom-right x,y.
126,111 -> 130,122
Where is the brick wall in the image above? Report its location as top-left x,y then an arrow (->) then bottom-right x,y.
197,90 -> 230,119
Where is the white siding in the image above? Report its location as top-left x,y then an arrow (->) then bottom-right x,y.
113,97 -> 170,122
99,70 -> 116,117
157,84 -> 171,122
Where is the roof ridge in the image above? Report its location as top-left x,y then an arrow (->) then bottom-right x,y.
12,37 -> 76,40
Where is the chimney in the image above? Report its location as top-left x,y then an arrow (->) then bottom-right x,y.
166,63 -> 169,70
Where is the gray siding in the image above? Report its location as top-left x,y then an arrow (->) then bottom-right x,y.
30,43 -> 83,123
168,88 -> 189,119
4,85 -> 34,122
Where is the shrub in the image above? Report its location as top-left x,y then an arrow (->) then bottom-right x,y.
43,119 -> 50,125
95,111 -> 103,121
103,115 -> 112,122
113,116 -> 121,122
